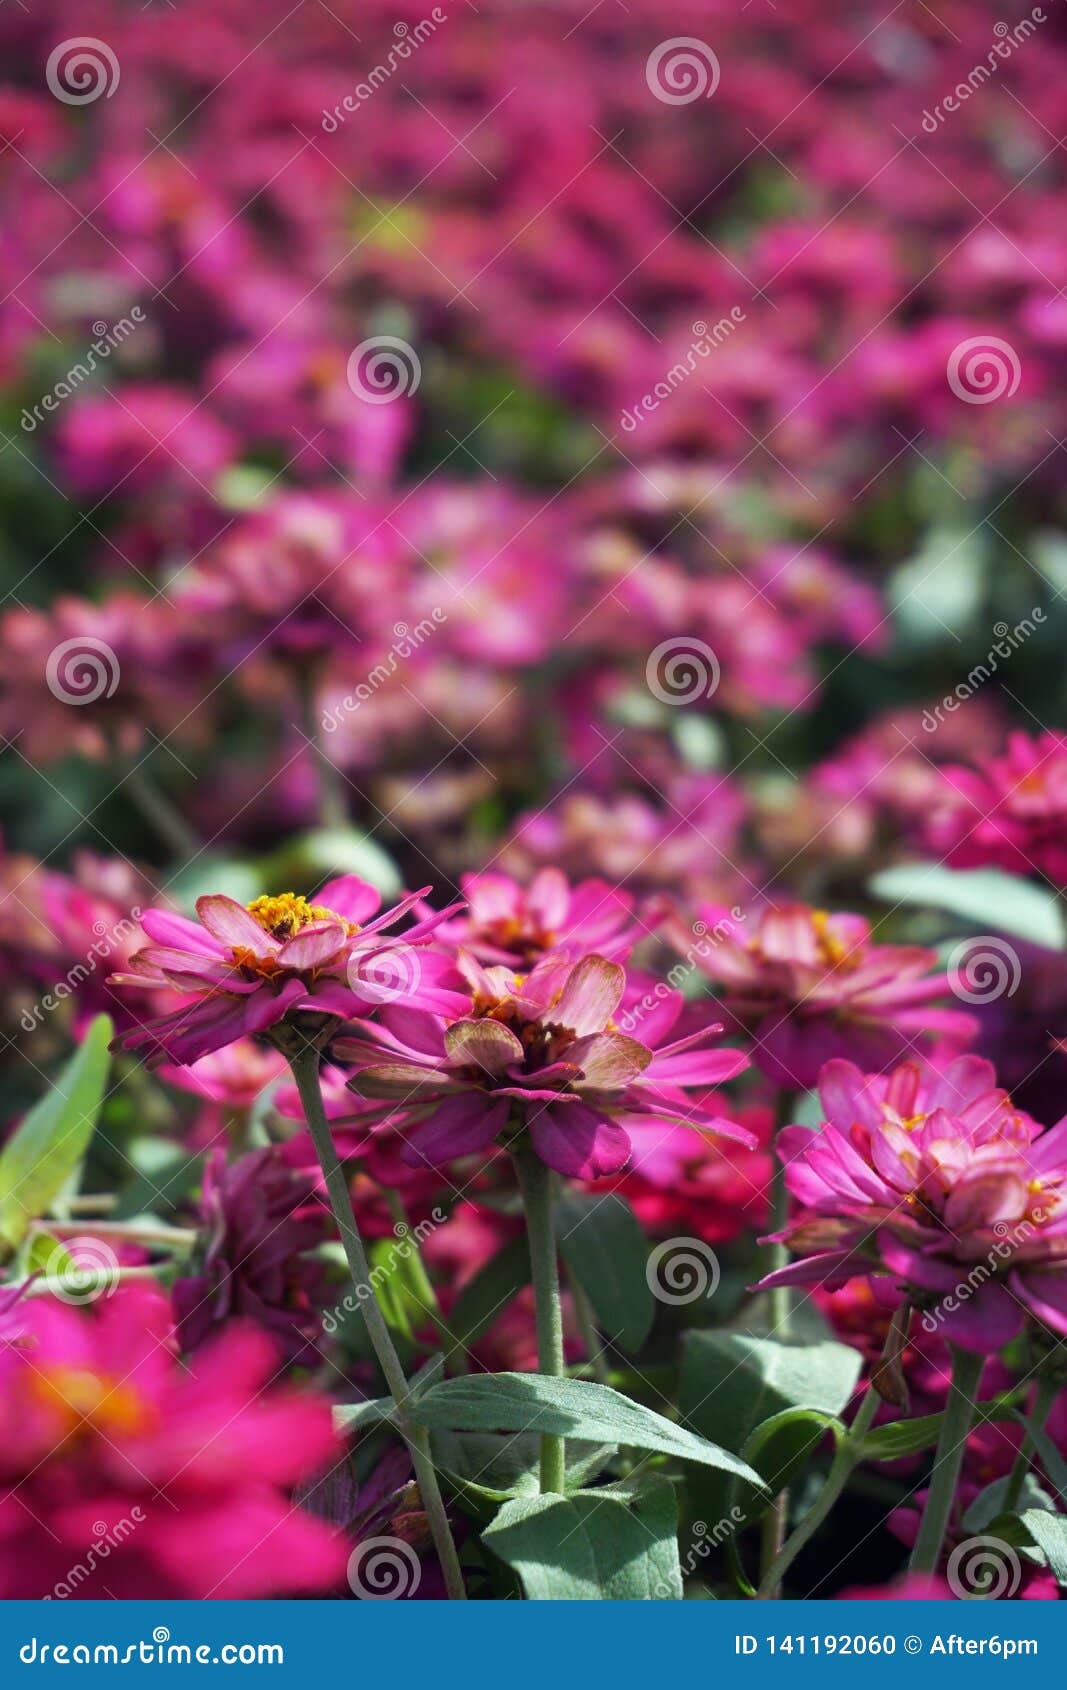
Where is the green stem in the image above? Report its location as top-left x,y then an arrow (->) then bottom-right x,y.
288,1047 -> 466,1600
1004,1372 -> 1059,1513
512,1149 -> 566,1493
757,1380 -> 881,1599
124,764 -> 199,862
767,1089 -> 796,1338
909,1345 -> 985,1574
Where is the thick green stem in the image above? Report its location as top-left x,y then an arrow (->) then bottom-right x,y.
1004,1372 -> 1059,1512
288,1047 -> 466,1600
513,1149 -> 566,1493
767,1090 -> 797,1337
757,1381 -> 881,1598
909,1345 -> 985,1574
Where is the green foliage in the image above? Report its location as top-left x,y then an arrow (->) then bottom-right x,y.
0,1015 -> 112,1249
484,1476 -> 682,1600
555,1191 -> 654,1354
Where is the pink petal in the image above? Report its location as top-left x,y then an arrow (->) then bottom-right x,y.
402,1095 -> 508,1167
315,875 -> 383,925
276,921 -> 347,969
196,895 -> 278,952
548,956 -> 625,1037
527,1101 -> 630,1177
444,1017 -> 525,1076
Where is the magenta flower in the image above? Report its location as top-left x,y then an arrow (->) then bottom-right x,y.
173,1147 -> 329,1361
433,868 -> 645,967
668,901 -> 976,1089
339,951 -> 752,1179
759,1056 -> 1067,1352
110,879 -> 455,1066
926,730 -> 1067,886
0,1284 -> 346,1598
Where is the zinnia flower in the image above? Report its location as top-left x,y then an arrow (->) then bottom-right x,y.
925,729 -> 1067,886
432,868 -> 645,966
173,1147 -> 329,1361
339,951 -> 752,1179
760,1055 -> 1067,1352
668,901 -> 976,1088
0,1283 -> 346,1598
109,878 -> 455,1066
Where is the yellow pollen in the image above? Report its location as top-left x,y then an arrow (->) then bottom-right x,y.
245,893 -> 351,940
811,908 -> 853,968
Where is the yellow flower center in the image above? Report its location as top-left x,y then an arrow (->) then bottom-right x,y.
245,893 -> 349,940
29,1365 -> 153,1441
811,908 -> 857,969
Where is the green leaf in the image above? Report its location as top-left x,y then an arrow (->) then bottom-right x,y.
963,1473 -> 1054,1533
680,1331 -> 862,1457
483,1476 -> 682,1600
869,863 -> 1065,949
411,1372 -> 765,1485
431,1429 -> 615,1511
731,1408 -> 843,1529
859,1397 -> 1017,1462
0,1017 -> 112,1248
1019,1510 -> 1067,1585
556,1192 -> 654,1354
447,1234 -> 530,1353
1015,1412 -> 1067,1506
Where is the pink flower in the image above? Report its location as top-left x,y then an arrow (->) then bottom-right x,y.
0,1284 -> 346,1598
110,879 -> 456,1066
433,868 -> 645,967
339,951 -> 752,1180
760,1056 -> 1067,1353
668,901 -> 976,1089
926,730 -> 1067,886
